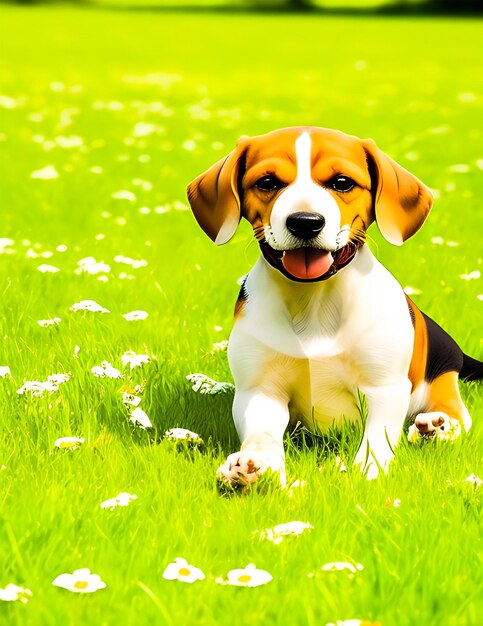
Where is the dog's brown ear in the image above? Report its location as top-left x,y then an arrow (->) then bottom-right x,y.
362,139 -> 433,245
187,139 -> 247,245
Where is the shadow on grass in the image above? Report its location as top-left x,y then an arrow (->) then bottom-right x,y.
285,420 -> 363,463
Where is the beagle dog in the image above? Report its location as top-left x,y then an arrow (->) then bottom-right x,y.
187,127 -> 482,484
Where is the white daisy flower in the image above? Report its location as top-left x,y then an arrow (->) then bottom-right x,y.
165,428 -> 203,443
217,563 -> 272,587
113,255 -> 148,269
121,392 -> 142,407
0,95 -> 23,109
91,361 -> 124,379
75,257 -> 111,275
322,562 -> 364,575
186,373 -> 235,395
384,497 -> 401,508
465,473 -> 482,488
55,135 -> 84,149
37,264 -> 60,273
47,373 -> 71,385
132,178 -> 153,191
31,165 -> 59,180
0,366 -> 11,378
16,373 -> 69,396
100,492 -> 138,510
122,310 -> 148,321
55,437 -> 84,450
16,380 -> 58,396
211,340 -> 229,354
255,521 -> 313,544
154,205 -> 170,214
25,380 -> 56,396
460,270 -> 480,281
111,190 -> 136,202
130,407 -> 152,429
37,317 -> 62,327
70,299 -> 110,313
448,163 -> 470,174
0,583 -> 32,604
121,350 -> 151,370
130,259 -> 148,269
52,568 -> 106,593
403,286 -> 422,296
132,122 -> 158,138
0,238 -> 14,254
183,139 -> 197,152
162,558 -> 205,584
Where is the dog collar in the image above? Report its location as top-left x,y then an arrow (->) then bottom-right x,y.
259,241 -> 361,283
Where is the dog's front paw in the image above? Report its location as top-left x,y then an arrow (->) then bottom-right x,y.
216,451 -> 285,488
411,411 -> 461,441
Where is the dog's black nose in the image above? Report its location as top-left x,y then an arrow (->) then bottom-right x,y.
286,212 -> 326,240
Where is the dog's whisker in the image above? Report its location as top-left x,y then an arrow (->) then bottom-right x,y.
336,226 -> 367,248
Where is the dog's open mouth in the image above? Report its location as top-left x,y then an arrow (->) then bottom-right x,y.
260,241 -> 360,283
281,248 -> 334,281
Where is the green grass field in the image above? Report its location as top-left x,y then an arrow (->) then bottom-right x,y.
0,5 -> 482,625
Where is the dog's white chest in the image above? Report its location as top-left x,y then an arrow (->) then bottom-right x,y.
231,249 -> 414,429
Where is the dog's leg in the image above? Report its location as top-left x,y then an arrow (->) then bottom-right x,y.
216,389 -> 290,487
413,371 -> 472,439
354,380 -> 412,480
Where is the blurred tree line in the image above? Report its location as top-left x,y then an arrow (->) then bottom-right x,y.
244,0 -> 483,10
5,0 -> 483,12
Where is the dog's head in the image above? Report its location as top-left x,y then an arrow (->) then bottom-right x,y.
187,127 -> 433,282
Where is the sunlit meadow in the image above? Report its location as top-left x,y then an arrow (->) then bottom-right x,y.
0,5 -> 482,625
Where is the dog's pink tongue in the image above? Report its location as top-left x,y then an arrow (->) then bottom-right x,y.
282,248 -> 334,280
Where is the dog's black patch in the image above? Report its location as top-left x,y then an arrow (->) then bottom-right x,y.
234,275 -> 249,317
406,298 -> 416,327
422,311 -> 464,382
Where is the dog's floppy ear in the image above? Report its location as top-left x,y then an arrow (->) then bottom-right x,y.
362,139 -> 433,245
187,138 -> 248,245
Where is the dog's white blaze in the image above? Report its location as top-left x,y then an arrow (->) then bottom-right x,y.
294,132 -> 312,184
267,131 -> 342,251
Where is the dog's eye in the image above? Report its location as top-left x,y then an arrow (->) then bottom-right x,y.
328,175 -> 356,193
255,175 -> 285,192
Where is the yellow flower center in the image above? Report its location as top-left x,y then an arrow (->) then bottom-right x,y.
73,580 -> 89,590
237,575 -> 252,583
178,567 -> 191,577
